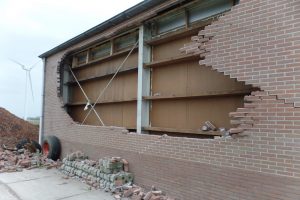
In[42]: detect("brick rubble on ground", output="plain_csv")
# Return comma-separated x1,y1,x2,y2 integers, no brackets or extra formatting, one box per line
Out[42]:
60,151,175,200
0,148,60,173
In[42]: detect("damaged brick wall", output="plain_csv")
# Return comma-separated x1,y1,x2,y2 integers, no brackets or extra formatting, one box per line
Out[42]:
185,0,300,104
43,0,300,199
181,0,300,133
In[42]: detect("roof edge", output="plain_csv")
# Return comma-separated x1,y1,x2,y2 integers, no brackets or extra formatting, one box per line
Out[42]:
39,0,167,58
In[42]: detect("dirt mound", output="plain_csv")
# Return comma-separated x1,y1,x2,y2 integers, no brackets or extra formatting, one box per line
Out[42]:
0,107,38,147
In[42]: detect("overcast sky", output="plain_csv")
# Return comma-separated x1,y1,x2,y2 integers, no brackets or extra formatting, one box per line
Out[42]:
0,0,142,119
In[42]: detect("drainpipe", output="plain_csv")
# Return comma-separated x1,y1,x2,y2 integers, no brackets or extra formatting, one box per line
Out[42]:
39,58,46,145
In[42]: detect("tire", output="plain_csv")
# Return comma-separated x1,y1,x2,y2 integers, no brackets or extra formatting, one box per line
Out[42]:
42,136,61,160
31,140,42,153
16,138,30,149
16,139,42,153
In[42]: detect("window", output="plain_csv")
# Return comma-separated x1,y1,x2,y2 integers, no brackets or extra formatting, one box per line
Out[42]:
90,42,111,61
73,51,87,66
188,0,233,24
114,32,138,52
156,10,185,34
150,0,234,37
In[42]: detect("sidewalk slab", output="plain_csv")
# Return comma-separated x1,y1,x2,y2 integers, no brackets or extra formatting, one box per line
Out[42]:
0,169,114,200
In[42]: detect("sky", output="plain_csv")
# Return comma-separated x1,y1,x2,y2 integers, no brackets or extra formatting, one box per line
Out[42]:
0,0,142,119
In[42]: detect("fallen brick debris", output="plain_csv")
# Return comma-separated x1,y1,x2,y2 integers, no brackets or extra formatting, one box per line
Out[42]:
0,107,38,147
60,151,175,200
0,147,61,173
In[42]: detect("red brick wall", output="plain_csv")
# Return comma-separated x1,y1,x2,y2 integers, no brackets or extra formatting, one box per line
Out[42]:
43,0,300,199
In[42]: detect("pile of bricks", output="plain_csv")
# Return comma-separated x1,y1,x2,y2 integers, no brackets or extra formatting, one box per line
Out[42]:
118,185,175,200
60,151,174,200
60,152,133,191
0,148,60,173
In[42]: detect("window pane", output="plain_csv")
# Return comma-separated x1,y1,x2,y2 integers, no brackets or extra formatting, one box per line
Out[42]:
156,11,185,34
188,0,233,23
90,42,111,60
114,32,138,51
76,52,87,65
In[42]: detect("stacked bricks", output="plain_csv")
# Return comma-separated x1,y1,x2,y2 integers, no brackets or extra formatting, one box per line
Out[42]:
60,151,133,192
228,91,267,134
180,33,213,57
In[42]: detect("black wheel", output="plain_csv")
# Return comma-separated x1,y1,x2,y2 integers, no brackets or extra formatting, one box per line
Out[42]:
16,138,30,149
31,140,42,153
42,136,61,160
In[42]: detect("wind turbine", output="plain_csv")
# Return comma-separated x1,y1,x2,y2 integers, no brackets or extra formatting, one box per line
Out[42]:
9,59,40,120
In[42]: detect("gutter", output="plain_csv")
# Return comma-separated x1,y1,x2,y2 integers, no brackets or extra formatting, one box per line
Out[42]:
38,0,170,58
39,58,47,145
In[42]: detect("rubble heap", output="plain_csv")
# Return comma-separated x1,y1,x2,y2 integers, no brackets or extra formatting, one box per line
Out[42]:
0,107,38,147
60,151,174,200
0,148,60,173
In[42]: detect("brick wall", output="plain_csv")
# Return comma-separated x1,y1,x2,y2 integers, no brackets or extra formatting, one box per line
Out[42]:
43,0,300,199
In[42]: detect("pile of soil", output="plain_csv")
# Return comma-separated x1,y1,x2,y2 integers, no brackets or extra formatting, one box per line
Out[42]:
0,107,38,147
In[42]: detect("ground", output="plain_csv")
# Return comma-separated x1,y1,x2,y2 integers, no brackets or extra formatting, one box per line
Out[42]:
0,168,114,200
0,107,38,147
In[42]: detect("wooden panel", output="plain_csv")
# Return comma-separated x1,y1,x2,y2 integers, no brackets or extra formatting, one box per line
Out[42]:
68,105,101,126
150,100,187,129
67,67,137,84
144,54,199,68
187,63,252,95
70,72,137,103
152,61,252,97
96,104,123,127
152,62,187,97
123,102,137,128
150,96,245,130
123,72,138,100
73,52,138,81
68,101,136,128
152,36,192,61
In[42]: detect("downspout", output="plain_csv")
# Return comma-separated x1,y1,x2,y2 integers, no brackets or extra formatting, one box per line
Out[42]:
39,58,46,145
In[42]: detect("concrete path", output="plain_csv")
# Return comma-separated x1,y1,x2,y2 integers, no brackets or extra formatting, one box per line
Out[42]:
0,168,114,200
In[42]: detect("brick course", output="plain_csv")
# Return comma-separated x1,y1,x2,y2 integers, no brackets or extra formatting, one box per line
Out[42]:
43,0,300,199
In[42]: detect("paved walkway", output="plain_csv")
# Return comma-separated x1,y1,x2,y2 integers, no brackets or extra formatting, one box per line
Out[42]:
0,168,114,200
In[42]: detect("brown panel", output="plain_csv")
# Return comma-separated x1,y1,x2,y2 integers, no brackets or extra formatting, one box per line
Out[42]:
96,104,123,127
152,63,187,97
152,36,192,61
68,105,101,126
187,62,252,95
150,96,245,130
123,102,137,128
69,102,136,128
70,72,137,103
123,72,138,100
74,52,138,81
150,100,187,129
152,61,252,97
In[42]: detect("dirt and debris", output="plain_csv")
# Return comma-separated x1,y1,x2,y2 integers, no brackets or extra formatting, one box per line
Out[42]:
0,107,38,147
0,147,61,173
60,151,175,200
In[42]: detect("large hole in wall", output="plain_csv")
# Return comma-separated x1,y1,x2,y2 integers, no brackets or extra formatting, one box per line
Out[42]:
58,36,256,139
56,0,255,138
